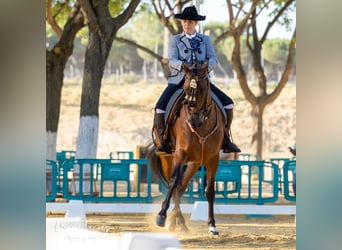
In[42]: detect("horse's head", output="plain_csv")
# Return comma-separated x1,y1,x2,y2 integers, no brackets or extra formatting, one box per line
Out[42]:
182,60,210,128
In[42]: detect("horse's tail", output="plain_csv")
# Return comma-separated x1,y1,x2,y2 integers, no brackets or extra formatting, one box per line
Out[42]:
146,142,168,186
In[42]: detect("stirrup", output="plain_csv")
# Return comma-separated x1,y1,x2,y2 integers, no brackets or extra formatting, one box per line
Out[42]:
155,142,172,155
222,141,241,153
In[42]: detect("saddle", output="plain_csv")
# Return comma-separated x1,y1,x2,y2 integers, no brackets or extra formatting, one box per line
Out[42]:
163,89,226,140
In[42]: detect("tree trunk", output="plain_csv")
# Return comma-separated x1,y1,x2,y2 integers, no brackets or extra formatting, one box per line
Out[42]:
46,2,84,161
76,0,140,159
76,31,110,159
46,51,69,161
74,29,112,194
46,50,69,193
251,103,265,159
74,0,141,193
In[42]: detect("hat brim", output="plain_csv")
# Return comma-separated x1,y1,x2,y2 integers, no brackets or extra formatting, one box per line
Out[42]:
174,14,206,21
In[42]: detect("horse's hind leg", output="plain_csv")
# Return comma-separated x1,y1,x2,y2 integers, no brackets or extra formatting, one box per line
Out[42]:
174,202,189,232
167,189,189,233
167,205,189,233
165,208,177,231
155,163,182,227
165,189,181,231
169,163,199,232
166,203,189,232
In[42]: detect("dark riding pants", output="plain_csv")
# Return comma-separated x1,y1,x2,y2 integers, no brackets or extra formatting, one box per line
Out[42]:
155,79,234,110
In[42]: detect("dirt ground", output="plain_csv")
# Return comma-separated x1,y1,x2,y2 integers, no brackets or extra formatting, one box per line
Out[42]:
83,212,296,250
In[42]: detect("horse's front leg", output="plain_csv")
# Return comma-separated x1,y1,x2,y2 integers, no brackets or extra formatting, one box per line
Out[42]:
205,164,219,235
155,163,182,227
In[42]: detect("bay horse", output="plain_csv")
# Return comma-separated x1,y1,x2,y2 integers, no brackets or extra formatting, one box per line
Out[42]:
147,61,225,235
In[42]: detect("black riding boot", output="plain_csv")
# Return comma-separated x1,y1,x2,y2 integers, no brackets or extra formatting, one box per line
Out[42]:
222,109,241,153
153,113,172,155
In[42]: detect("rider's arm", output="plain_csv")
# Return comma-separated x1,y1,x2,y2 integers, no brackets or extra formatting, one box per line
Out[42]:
168,35,183,72
204,35,218,72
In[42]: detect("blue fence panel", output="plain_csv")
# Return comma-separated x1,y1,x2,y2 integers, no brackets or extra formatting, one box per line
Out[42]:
100,162,131,198
56,150,76,190
283,160,296,201
269,158,292,194
214,160,279,204
60,159,154,202
215,162,242,197
120,159,153,199
56,150,76,166
180,160,279,204
182,166,206,201
47,158,281,205
46,160,58,201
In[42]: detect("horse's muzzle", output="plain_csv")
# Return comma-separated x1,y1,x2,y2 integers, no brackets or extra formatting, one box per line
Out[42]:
188,113,205,129
189,119,201,128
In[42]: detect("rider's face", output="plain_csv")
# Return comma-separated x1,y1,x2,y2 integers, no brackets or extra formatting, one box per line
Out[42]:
181,20,198,35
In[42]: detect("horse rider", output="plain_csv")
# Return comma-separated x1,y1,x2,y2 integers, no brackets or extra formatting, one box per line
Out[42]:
153,5,241,155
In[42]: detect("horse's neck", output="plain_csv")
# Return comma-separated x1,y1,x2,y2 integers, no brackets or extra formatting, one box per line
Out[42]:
201,84,212,112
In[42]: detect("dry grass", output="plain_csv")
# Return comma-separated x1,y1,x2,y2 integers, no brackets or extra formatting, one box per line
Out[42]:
57,77,296,159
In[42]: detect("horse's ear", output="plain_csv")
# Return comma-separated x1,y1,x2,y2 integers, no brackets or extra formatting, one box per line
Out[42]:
202,60,209,73
183,62,190,73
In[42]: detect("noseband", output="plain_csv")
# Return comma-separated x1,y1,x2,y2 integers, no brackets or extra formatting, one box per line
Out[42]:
184,78,198,106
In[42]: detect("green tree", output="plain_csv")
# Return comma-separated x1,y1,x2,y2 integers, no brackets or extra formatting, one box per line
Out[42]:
108,42,143,76
118,10,164,79
114,0,192,78
220,35,252,77
203,21,233,77
263,38,295,81
214,0,296,159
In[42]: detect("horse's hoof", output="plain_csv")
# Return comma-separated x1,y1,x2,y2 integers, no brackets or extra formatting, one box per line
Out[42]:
155,215,166,227
208,226,219,235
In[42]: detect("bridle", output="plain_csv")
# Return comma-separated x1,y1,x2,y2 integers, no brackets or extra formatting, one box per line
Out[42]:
183,72,219,165
183,73,212,128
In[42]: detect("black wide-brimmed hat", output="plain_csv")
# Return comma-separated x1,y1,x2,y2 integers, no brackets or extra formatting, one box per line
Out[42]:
174,6,206,21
